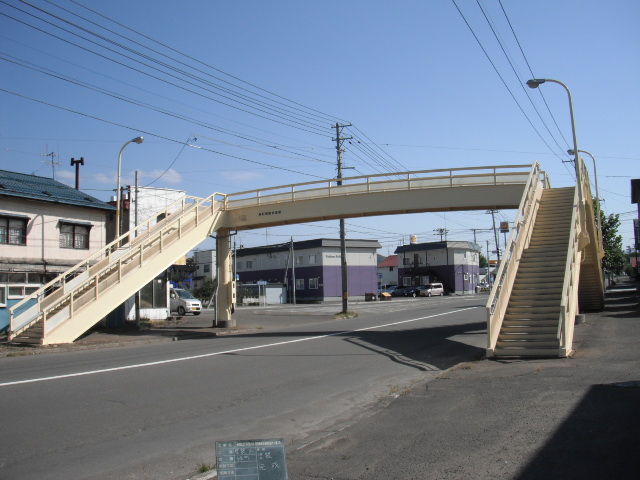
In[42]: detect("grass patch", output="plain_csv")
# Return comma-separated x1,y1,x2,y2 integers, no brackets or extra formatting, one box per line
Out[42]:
196,463,215,473
334,311,359,319
6,351,33,357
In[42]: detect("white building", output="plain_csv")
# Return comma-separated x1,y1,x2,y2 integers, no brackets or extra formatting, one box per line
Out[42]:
0,170,115,332
192,249,216,289
119,186,187,321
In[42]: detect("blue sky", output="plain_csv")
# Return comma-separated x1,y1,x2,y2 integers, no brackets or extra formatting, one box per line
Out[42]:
1,0,638,255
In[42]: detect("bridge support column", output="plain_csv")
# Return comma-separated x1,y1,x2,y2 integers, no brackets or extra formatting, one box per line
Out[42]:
216,228,236,327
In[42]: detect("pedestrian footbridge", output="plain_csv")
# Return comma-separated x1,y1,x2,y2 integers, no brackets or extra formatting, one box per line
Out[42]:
8,162,604,357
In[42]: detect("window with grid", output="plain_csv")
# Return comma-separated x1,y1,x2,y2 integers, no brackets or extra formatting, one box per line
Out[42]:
295,278,304,290
0,216,27,245
59,223,90,249
309,278,318,289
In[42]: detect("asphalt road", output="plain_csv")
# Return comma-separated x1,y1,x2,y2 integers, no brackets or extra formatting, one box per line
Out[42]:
0,295,487,480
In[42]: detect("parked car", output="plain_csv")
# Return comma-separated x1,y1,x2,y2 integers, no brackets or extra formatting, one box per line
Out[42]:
380,285,399,295
419,283,445,297
170,288,202,315
391,286,410,297
403,286,424,297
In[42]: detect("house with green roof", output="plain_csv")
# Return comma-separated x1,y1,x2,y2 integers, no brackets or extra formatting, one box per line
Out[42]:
0,170,116,331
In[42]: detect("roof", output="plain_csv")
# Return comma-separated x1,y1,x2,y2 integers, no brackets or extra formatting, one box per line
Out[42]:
0,170,115,211
237,238,381,258
395,241,481,254
378,255,398,268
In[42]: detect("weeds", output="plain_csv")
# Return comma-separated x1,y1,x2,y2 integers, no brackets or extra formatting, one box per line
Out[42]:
196,463,215,473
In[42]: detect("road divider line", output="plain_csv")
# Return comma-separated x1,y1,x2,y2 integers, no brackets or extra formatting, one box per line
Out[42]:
0,307,479,387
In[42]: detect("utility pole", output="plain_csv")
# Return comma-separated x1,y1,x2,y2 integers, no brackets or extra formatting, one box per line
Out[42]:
134,170,141,328
333,122,352,314
434,228,448,242
487,210,501,265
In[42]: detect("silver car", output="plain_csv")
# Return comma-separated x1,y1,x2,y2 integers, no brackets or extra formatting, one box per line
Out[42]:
419,283,444,297
170,288,202,315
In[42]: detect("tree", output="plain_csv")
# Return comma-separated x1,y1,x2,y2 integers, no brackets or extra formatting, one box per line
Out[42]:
596,200,626,275
479,253,488,268
194,278,217,303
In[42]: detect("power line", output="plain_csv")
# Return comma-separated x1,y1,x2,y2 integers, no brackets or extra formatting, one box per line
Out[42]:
1,87,328,179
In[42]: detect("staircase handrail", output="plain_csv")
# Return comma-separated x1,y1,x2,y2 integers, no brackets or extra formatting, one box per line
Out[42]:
486,162,548,352
557,183,582,354
9,192,226,337
226,164,533,207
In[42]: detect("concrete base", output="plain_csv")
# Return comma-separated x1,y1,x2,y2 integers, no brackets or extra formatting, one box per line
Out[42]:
214,319,236,328
575,314,586,324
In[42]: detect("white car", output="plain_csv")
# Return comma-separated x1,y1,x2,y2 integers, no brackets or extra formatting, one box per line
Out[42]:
419,283,445,297
170,288,202,316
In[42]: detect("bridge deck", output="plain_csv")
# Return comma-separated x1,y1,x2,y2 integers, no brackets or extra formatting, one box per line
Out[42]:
220,165,535,230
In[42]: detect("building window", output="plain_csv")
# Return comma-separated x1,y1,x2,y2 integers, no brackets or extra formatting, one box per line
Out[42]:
0,216,28,245
389,267,394,272
59,222,90,249
403,277,411,286
0,286,5,307
296,255,303,265
309,278,318,289
204,264,210,273
309,254,317,265
403,257,411,265
296,278,304,290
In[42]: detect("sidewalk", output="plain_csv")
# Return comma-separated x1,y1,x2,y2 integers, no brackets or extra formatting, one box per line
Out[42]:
286,278,640,479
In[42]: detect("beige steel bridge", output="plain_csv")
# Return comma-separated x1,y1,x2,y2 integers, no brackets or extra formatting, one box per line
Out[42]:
8,162,604,357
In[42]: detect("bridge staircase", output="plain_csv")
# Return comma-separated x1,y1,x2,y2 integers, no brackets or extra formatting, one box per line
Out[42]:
9,195,224,345
487,158,604,358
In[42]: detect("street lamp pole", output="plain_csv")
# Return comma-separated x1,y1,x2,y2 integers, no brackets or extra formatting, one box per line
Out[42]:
569,148,601,230
526,78,580,178
116,136,144,240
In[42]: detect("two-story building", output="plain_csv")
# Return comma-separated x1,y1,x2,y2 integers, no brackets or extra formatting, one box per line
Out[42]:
0,170,116,331
236,238,381,302
377,255,398,288
395,241,481,295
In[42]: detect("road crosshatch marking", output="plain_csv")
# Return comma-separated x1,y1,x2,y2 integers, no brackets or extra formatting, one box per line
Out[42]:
0,307,479,388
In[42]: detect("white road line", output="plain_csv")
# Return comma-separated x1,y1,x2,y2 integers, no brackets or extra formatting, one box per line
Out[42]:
0,307,479,387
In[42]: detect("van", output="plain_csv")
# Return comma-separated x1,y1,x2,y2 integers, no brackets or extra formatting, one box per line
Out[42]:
419,283,444,297
170,288,202,316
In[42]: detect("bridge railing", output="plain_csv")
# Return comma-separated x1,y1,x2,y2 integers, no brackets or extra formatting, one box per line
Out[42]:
486,162,549,355
225,165,533,209
9,192,226,341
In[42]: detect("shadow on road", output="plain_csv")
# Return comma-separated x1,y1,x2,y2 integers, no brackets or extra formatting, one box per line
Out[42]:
516,381,640,479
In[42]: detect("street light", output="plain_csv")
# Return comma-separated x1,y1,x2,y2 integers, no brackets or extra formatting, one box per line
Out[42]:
526,78,580,176
568,148,601,230
116,136,144,240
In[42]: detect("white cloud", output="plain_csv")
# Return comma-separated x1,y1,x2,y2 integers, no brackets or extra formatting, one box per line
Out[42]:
221,171,264,182
140,168,183,185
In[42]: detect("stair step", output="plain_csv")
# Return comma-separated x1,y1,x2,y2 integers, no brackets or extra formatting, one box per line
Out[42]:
493,347,560,357
497,339,559,348
504,317,558,325
500,326,557,334
499,332,557,341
